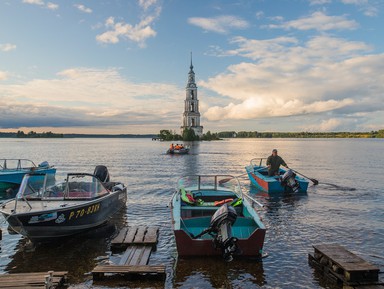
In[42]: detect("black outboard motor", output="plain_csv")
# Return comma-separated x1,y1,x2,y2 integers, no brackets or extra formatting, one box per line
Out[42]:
280,169,300,192
94,165,110,183
210,204,238,262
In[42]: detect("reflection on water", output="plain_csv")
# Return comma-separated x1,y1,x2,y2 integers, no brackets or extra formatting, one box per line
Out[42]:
0,138,383,288
3,208,127,283
174,258,265,288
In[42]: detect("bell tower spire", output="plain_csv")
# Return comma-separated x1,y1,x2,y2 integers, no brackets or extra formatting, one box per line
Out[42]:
181,53,203,138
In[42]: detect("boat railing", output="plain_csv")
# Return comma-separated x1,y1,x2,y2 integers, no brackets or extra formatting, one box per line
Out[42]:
177,175,243,198
250,158,265,167
1,159,37,171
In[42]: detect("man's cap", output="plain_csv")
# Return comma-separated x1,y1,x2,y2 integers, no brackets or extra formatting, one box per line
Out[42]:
272,149,277,153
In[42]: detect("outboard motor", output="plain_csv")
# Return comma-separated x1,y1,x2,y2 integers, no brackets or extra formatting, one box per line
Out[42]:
94,165,110,183
210,204,238,262
280,169,300,192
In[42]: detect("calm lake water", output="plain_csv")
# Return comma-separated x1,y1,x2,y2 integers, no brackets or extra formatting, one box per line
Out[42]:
0,138,383,289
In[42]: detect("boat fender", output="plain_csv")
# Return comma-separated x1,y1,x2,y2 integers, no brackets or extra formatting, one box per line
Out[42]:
112,183,124,191
214,198,234,206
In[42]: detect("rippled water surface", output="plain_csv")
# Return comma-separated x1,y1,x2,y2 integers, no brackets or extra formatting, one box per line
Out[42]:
0,138,383,288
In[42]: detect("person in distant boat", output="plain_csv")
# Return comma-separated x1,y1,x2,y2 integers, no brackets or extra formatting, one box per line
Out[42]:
266,149,288,176
170,143,174,151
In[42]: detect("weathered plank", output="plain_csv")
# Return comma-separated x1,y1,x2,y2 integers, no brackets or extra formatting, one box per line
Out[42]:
0,271,68,289
133,226,147,243
143,226,159,244
118,245,152,266
311,244,380,284
92,265,166,281
111,227,129,245
124,226,139,243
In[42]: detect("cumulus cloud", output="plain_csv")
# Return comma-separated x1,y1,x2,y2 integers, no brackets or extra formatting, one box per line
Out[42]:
268,11,359,31
0,67,183,130
22,0,58,10
200,35,384,131
342,0,379,17
96,1,161,47
188,15,249,34
74,3,92,13
0,43,16,52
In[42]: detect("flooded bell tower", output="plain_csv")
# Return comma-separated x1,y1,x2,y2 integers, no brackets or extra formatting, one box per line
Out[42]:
181,53,203,137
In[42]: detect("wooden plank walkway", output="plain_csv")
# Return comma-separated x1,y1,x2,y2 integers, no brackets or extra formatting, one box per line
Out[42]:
0,271,68,289
309,244,382,287
111,226,159,250
92,226,165,281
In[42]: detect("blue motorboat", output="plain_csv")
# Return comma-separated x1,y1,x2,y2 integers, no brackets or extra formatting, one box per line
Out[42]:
0,159,56,192
245,158,309,193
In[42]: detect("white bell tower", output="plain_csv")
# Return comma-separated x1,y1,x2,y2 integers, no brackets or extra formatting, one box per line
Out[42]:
181,54,203,137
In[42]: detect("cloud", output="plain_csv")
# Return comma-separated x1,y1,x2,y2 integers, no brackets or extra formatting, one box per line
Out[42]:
0,71,8,80
268,11,359,31
74,3,92,13
0,67,184,130
0,43,16,52
22,0,44,5
96,2,161,47
188,15,249,34
22,0,58,10
342,0,379,17
309,0,331,5
200,35,384,131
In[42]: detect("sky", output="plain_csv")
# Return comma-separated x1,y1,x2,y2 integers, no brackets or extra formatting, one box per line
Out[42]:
0,0,383,134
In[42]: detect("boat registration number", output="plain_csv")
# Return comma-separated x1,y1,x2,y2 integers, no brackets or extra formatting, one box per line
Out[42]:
68,203,100,220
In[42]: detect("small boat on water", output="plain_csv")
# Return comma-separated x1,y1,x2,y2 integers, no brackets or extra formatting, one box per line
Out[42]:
170,174,266,261
0,159,56,192
0,165,127,241
245,158,309,193
167,146,190,155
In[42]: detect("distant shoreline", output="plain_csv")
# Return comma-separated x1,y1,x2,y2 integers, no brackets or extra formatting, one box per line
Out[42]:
0,130,383,139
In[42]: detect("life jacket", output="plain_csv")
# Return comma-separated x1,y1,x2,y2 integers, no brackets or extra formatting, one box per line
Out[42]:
214,198,234,206
180,188,203,205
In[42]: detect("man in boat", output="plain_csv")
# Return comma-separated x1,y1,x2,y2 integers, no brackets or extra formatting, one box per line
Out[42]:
266,149,288,176
170,143,174,151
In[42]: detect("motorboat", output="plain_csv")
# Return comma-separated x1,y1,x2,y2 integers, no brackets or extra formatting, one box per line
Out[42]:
245,158,309,193
0,165,127,241
0,159,56,192
170,174,266,261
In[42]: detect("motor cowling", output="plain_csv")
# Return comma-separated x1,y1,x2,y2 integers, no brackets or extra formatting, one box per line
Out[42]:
209,204,238,262
280,169,300,192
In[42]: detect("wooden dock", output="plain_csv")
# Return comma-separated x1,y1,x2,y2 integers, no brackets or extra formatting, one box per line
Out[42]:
111,225,159,250
309,244,382,288
92,226,165,281
0,271,68,289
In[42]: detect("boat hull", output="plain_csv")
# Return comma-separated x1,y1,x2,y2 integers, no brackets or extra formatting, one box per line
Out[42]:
167,148,190,155
174,227,265,257
0,189,127,240
245,165,309,193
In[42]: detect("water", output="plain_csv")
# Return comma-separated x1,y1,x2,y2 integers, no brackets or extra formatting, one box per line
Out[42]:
0,138,383,288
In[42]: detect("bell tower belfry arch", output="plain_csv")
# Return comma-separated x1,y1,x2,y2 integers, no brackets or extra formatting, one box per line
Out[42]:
181,53,203,137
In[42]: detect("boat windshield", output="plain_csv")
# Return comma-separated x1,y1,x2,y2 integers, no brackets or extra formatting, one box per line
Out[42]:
177,175,242,196
17,173,108,200
1,158,36,171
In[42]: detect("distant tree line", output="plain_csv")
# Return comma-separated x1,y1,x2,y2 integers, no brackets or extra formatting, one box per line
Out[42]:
158,129,384,141
16,131,64,138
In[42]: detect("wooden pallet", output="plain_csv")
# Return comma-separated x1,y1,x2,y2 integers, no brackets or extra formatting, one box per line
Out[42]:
92,265,166,281
92,225,165,282
111,226,159,250
0,271,68,289
309,244,381,287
